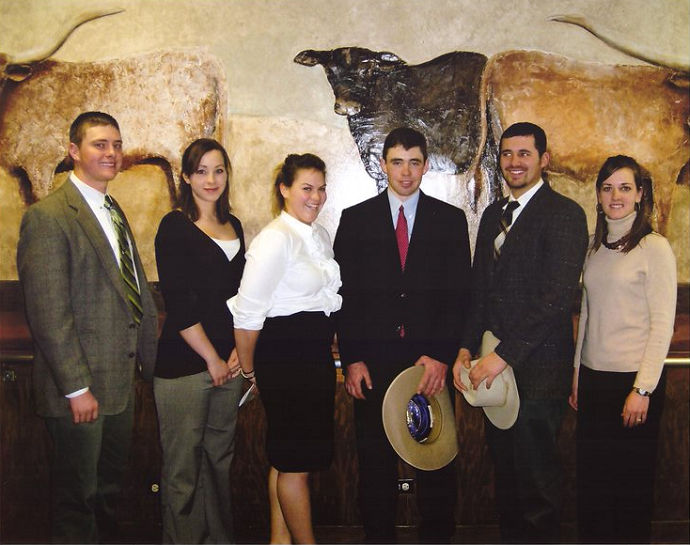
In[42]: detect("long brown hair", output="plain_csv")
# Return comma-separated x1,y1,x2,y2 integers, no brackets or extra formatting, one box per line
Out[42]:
591,155,654,254
176,138,233,223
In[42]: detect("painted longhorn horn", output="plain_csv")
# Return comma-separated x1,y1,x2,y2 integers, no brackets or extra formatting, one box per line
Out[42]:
548,14,689,73
8,8,125,65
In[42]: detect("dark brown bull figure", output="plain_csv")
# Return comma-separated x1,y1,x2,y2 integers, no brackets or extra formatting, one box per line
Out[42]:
295,47,489,193
0,8,226,204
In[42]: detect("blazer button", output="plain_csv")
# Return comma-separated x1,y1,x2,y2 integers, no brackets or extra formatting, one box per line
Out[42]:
129,323,136,329
399,292,407,298
128,352,136,358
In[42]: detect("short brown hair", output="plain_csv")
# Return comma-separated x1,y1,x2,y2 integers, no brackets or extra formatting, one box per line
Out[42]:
69,111,120,146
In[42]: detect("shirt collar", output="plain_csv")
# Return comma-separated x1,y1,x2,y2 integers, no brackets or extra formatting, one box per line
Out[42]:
280,210,316,240
387,187,420,218
510,179,544,207
70,172,109,210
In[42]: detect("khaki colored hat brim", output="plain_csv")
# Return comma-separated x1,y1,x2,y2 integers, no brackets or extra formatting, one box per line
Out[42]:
382,366,458,471
460,331,520,430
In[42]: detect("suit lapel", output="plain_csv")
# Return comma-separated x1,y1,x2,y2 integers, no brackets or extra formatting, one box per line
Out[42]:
62,181,131,306
496,184,550,267
406,191,430,270
372,191,404,275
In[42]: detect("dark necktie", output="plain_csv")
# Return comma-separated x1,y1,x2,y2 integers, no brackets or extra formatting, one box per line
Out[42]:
395,205,408,338
395,205,409,270
494,200,520,260
104,195,143,324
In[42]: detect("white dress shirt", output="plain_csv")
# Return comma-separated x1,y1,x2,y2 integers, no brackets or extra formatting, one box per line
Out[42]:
228,211,342,330
506,179,544,223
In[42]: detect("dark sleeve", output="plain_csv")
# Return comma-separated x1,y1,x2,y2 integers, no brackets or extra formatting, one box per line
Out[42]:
460,206,497,356
333,208,367,368
426,205,472,364
154,212,201,332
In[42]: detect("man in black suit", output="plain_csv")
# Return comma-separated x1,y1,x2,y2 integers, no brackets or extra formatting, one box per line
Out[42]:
453,122,588,543
334,127,471,543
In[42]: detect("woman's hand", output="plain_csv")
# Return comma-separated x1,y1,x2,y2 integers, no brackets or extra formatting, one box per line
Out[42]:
227,348,242,380
622,390,650,428
207,357,231,387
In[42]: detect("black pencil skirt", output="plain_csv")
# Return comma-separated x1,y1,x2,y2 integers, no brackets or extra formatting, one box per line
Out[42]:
254,311,336,472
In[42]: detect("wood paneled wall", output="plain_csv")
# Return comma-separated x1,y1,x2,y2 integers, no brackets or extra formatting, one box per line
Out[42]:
1,282,688,542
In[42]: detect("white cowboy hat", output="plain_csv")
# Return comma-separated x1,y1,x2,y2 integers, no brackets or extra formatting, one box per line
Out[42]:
459,331,520,430
382,366,458,471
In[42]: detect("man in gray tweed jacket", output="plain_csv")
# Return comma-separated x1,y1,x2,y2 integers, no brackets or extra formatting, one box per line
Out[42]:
17,112,157,543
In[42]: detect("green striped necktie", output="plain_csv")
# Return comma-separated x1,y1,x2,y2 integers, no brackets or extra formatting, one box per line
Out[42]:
104,194,143,324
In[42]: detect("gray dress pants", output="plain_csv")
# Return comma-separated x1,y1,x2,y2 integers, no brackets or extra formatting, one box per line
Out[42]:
154,371,243,544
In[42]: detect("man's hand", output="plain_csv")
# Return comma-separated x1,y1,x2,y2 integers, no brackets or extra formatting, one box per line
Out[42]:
344,361,372,400
469,351,507,390
69,390,99,424
568,367,579,411
414,356,448,397
452,348,472,391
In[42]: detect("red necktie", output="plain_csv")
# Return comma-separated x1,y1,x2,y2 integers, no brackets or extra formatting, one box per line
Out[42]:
395,205,408,338
396,205,409,270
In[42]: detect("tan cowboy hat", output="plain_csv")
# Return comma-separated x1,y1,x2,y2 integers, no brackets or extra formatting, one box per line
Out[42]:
459,331,520,430
382,366,458,471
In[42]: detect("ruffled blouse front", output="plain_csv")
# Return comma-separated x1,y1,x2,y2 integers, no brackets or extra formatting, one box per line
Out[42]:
228,211,342,330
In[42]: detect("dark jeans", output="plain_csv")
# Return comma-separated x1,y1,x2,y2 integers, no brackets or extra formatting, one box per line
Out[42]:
485,398,566,544
45,393,134,544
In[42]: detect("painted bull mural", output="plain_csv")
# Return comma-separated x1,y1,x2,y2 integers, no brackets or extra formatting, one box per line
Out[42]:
0,8,226,204
295,14,689,231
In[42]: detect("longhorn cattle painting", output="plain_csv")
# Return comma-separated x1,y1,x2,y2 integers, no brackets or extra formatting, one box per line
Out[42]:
0,9,226,205
296,15,689,233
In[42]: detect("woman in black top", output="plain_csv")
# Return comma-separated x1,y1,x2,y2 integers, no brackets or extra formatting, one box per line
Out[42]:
154,139,246,544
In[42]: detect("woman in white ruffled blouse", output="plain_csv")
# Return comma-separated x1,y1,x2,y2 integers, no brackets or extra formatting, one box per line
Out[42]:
569,155,676,544
228,153,341,544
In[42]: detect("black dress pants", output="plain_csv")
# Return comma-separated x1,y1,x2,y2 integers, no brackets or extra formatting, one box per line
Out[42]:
485,397,566,544
576,365,666,544
353,383,457,543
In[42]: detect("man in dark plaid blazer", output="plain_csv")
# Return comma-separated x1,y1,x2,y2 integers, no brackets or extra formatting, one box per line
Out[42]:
454,122,588,543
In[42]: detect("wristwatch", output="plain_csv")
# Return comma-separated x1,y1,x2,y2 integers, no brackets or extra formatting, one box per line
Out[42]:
633,387,651,397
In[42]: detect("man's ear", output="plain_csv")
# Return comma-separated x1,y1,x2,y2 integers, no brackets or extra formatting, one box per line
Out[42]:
540,151,550,170
68,142,80,163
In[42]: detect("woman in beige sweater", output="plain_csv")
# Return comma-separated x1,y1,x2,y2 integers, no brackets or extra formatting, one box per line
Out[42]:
569,155,676,544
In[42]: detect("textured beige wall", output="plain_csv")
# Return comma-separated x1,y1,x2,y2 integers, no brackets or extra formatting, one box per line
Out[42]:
1,0,688,280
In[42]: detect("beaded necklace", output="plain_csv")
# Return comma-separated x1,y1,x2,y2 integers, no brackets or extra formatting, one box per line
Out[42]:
602,232,630,251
